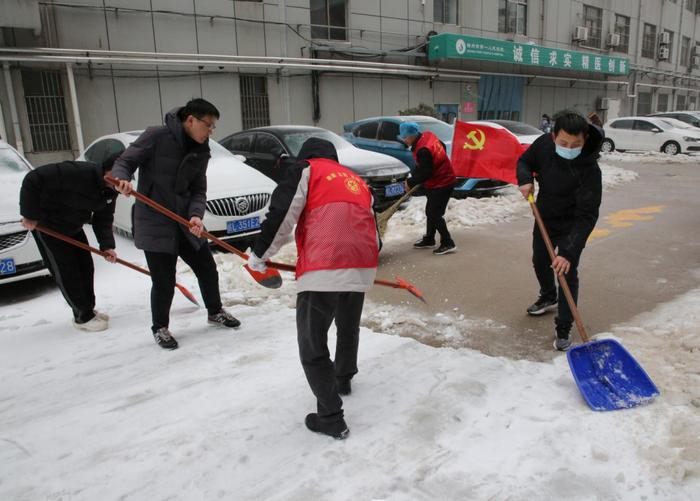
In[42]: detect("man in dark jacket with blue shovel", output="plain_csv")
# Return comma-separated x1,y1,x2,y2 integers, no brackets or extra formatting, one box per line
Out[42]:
517,109,602,351
112,98,240,350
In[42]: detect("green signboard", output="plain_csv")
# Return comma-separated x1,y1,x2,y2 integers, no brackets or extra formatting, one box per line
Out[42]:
429,33,629,76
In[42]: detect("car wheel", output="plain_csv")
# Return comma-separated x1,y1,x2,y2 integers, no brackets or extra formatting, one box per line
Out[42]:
661,141,680,155
600,138,615,153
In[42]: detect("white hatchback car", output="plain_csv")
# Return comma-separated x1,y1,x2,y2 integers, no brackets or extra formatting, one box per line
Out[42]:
0,140,50,284
602,116,700,155
78,132,277,247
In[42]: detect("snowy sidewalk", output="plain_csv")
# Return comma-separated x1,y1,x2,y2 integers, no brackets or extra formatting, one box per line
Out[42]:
1,241,698,500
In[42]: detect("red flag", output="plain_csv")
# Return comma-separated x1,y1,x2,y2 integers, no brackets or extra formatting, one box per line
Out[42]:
450,120,527,185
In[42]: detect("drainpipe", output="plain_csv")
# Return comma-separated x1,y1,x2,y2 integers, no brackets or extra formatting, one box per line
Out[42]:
3,63,23,155
65,63,84,154
279,0,291,124
0,98,7,142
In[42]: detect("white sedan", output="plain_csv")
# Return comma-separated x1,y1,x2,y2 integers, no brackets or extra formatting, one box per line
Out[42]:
0,140,51,284
78,132,277,247
602,116,700,155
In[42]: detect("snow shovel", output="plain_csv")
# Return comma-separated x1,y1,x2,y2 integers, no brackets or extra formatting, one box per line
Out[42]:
105,176,283,289
528,195,659,411
263,260,427,304
35,224,200,306
376,185,420,238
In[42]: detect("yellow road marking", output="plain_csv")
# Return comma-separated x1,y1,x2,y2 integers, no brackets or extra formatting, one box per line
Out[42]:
588,205,665,242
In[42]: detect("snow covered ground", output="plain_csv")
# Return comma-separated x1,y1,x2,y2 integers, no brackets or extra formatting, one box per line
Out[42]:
2,161,697,500
601,151,700,164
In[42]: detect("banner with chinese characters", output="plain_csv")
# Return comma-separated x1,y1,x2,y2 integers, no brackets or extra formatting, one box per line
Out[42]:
428,33,629,76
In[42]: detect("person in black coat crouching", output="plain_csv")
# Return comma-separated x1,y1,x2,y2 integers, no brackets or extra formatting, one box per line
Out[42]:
20,155,120,332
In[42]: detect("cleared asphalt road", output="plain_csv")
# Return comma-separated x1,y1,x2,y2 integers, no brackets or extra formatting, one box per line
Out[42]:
368,158,700,362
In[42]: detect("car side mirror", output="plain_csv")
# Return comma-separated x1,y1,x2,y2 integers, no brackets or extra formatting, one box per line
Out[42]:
233,154,247,162
651,128,662,133
275,153,289,168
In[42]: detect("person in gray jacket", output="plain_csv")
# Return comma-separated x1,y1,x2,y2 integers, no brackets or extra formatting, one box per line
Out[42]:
248,138,380,439
112,98,240,350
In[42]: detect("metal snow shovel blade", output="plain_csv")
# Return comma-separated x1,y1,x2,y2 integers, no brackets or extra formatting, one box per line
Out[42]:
528,195,659,411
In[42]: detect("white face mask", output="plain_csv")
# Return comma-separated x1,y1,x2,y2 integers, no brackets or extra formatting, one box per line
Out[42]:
555,144,583,160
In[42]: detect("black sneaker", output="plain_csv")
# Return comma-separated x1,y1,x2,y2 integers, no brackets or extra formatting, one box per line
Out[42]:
305,413,349,440
433,241,457,255
554,329,572,351
413,237,436,249
153,327,178,350
207,309,241,328
337,378,352,396
526,297,557,316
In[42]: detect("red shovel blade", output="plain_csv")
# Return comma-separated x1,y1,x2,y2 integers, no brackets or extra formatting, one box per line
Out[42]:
244,264,283,289
176,283,200,306
396,276,427,304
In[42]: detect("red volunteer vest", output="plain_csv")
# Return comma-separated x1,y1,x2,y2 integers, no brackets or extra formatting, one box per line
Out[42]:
413,131,456,189
295,158,379,278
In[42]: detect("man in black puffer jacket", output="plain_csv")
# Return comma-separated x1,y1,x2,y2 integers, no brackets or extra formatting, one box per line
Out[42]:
111,98,240,350
20,155,120,332
517,109,603,351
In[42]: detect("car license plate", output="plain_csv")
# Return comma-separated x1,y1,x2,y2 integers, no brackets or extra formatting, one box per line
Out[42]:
385,182,405,197
0,258,16,276
227,216,261,234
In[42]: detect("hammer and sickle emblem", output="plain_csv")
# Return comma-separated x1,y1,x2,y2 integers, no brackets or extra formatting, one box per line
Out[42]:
463,129,486,151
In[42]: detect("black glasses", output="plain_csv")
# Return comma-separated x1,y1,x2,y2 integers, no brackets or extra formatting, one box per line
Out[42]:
194,116,216,130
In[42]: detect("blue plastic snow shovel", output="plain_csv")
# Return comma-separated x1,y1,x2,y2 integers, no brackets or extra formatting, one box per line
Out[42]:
528,195,659,411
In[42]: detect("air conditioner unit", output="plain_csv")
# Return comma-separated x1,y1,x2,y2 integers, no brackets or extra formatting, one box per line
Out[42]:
599,98,611,110
607,33,621,47
693,55,700,68
573,26,589,42
659,31,671,45
658,46,670,61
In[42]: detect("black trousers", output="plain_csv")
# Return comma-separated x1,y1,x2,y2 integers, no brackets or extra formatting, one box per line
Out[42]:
144,237,222,332
424,185,454,244
33,229,96,323
532,225,581,329
296,291,365,420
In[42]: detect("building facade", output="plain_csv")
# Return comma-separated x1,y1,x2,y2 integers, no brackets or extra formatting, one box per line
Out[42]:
1,0,700,165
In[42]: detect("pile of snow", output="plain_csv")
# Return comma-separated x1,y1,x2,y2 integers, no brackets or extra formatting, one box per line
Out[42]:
1,237,698,500
383,162,637,242
602,151,700,164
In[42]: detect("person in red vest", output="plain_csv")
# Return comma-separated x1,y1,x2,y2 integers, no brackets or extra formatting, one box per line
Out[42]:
247,137,379,440
400,121,457,255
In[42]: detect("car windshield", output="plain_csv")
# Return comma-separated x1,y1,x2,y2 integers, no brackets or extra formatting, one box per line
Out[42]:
416,120,454,142
0,147,31,176
659,118,692,130
492,120,543,136
209,139,234,157
281,130,352,156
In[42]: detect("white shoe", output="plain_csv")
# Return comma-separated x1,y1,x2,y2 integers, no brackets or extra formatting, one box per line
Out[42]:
94,310,110,321
73,315,109,332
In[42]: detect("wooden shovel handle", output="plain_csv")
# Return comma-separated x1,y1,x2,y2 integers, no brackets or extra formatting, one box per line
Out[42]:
528,195,590,343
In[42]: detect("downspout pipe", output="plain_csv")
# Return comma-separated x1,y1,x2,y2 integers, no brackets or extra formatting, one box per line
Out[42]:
65,63,84,153
3,63,23,155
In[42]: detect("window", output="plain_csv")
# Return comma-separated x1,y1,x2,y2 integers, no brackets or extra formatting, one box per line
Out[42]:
642,24,657,59
614,14,630,53
21,70,71,152
681,36,691,66
310,0,347,40
240,75,270,130
254,134,285,157
686,0,695,11
583,5,603,49
633,120,658,132
637,92,652,115
225,134,254,153
677,94,687,110
498,0,528,35
354,122,378,139
434,0,458,25
610,119,634,129
657,94,669,112
378,121,400,141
